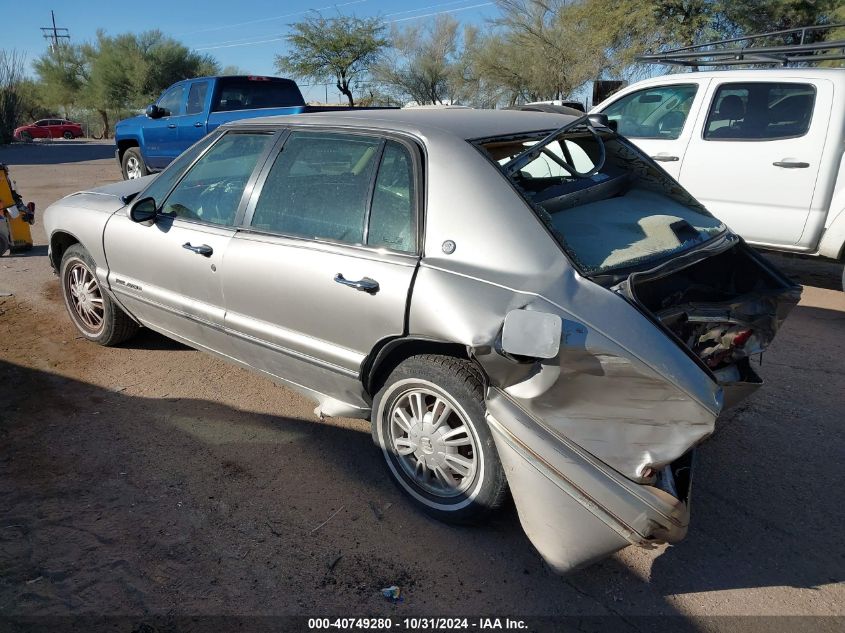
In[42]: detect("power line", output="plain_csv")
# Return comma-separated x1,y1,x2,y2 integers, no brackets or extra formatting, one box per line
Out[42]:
40,10,70,53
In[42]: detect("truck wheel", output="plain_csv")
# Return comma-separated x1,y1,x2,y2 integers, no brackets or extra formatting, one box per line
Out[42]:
60,244,139,346
372,354,508,524
122,147,148,180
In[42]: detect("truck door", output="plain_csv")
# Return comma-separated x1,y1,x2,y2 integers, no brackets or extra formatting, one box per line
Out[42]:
144,84,187,170
180,80,210,148
598,80,708,180
678,79,832,248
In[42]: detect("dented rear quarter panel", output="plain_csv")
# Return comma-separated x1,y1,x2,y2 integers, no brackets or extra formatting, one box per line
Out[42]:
407,128,727,571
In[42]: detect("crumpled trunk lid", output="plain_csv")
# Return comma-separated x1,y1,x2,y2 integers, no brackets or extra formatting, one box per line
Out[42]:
620,236,801,408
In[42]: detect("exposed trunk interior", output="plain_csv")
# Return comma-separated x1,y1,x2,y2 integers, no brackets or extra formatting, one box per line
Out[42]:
626,243,801,399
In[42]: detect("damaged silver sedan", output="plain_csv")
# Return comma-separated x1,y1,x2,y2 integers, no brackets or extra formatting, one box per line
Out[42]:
43,109,800,572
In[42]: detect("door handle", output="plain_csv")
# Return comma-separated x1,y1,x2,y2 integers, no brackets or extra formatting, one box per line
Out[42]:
334,273,379,294
182,242,213,257
651,154,680,162
773,160,809,168
194,122,203,128
167,123,176,129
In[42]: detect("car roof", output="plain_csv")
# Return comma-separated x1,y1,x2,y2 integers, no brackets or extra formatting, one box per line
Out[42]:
226,108,578,140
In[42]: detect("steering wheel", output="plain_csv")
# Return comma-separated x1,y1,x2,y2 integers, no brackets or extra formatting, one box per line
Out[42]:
547,125,607,179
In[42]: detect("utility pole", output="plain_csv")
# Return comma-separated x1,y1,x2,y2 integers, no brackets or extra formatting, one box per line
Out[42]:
40,11,70,53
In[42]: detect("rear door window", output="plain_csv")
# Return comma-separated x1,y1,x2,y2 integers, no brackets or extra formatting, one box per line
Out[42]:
704,82,816,141
368,141,417,252
250,132,382,245
186,81,210,115
602,84,698,139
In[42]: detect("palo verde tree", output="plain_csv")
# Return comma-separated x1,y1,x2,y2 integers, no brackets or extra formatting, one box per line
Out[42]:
275,15,388,106
34,30,218,138
374,15,471,106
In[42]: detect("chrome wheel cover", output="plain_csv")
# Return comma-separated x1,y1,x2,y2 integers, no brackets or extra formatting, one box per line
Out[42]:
388,387,479,498
64,262,105,334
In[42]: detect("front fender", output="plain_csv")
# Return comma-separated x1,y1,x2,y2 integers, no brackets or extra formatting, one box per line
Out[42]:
818,206,845,260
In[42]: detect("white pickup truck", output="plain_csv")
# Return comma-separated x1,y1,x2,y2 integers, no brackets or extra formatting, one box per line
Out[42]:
591,68,845,283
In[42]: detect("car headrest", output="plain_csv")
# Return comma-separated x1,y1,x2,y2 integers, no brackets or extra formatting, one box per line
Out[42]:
718,94,745,120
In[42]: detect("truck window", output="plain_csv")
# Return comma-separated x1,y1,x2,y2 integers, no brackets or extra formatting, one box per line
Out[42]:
704,82,816,141
212,77,305,112
602,84,698,140
158,85,185,117
186,81,210,115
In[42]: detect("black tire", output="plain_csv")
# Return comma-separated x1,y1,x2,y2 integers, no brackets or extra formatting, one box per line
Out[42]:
121,147,149,180
60,244,139,346
63,131,73,140
372,354,508,523
19,131,32,143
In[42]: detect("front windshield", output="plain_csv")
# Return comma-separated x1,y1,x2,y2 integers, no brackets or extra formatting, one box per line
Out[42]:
479,129,725,275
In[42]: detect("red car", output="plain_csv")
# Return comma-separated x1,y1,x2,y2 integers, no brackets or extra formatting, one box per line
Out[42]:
14,118,84,141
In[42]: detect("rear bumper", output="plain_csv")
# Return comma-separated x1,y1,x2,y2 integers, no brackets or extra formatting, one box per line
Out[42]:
486,388,692,573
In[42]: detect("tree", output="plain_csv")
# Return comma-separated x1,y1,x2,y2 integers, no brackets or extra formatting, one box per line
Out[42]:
0,50,26,144
374,15,469,105
483,1,600,102
33,44,85,117
15,79,51,122
34,30,220,138
275,15,388,106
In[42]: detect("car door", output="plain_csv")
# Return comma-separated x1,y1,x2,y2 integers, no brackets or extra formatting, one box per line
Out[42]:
221,130,421,410
33,120,50,139
678,79,832,247
144,84,187,170
179,80,211,147
597,81,708,179
104,129,277,349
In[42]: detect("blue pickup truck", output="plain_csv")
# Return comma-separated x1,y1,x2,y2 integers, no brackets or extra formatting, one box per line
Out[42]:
115,75,365,179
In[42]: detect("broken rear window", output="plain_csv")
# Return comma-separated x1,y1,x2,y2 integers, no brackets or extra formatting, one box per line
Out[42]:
475,125,726,275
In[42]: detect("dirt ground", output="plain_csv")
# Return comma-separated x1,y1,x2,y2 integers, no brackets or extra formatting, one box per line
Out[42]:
0,140,843,632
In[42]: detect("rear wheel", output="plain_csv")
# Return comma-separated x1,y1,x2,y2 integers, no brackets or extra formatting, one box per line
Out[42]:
372,354,507,523
121,147,148,180
60,244,139,346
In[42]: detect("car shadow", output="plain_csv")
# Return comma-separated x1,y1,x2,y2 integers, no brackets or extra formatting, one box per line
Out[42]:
118,327,192,351
2,323,842,628
6,245,48,258
0,141,116,166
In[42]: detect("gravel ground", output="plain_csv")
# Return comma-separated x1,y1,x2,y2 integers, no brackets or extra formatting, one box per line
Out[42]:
0,140,843,632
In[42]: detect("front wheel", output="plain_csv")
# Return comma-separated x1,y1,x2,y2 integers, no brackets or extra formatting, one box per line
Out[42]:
121,147,148,180
63,131,74,140
372,354,508,523
19,131,32,143
60,244,139,346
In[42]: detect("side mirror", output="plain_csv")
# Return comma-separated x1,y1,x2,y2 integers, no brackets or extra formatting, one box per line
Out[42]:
145,104,163,119
129,196,157,224
501,310,562,359
588,113,611,129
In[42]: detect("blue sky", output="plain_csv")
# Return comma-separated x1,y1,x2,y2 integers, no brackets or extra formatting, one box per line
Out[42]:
8,1,501,102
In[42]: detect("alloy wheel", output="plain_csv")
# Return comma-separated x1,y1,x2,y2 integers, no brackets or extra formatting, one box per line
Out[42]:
64,262,105,334
387,387,479,497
